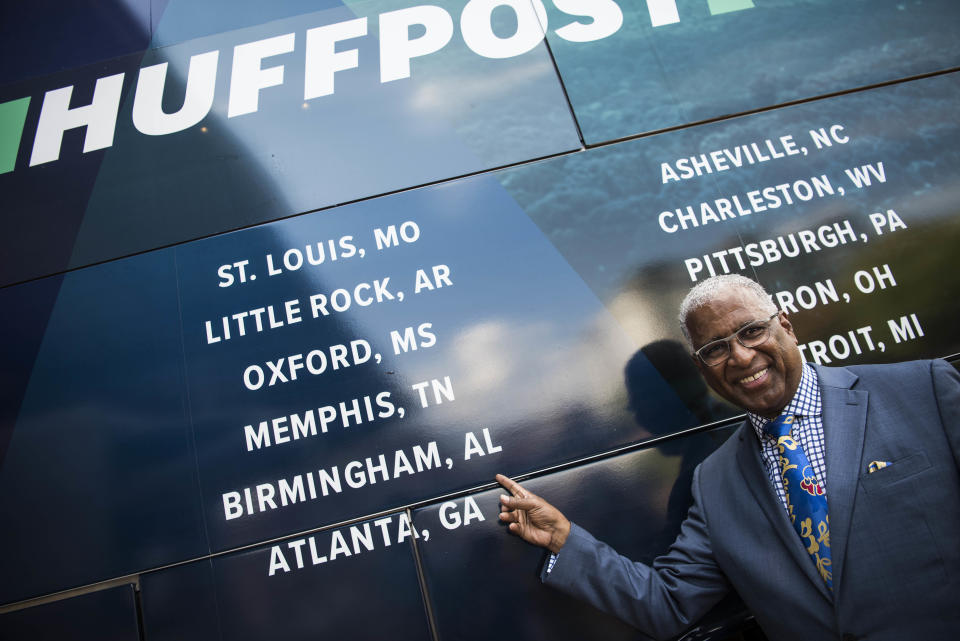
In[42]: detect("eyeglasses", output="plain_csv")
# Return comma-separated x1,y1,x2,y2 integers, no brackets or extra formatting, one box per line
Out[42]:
694,312,780,366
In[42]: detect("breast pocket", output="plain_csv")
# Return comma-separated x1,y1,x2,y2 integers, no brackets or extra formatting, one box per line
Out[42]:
858,451,931,494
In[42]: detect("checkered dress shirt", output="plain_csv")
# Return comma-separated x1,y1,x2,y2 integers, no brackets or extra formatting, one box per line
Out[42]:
748,362,827,509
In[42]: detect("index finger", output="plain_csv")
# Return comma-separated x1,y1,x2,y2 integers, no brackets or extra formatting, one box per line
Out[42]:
495,473,527,498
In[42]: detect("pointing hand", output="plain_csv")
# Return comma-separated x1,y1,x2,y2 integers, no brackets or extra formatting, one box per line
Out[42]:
496,474,570,554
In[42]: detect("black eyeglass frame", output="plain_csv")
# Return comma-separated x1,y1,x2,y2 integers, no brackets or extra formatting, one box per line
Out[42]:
693,312,781,367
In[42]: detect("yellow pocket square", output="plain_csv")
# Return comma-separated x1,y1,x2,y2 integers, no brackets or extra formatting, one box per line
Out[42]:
867,460,891,473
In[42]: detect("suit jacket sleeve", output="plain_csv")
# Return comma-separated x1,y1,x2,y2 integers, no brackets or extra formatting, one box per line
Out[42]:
932,359,960,466
541,465,730,640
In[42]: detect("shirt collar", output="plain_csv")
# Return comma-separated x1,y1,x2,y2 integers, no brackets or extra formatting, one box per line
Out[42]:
748,362,821,439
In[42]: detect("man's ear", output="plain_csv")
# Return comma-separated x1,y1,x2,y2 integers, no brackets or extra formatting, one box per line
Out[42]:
778,311,799,344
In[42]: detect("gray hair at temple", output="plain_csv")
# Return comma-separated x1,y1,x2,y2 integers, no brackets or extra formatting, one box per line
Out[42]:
678,275,777,346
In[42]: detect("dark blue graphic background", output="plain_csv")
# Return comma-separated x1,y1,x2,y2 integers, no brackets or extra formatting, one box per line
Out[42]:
1,1,958,639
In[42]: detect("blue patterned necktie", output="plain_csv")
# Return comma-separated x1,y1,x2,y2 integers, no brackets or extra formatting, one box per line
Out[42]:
764,414,833,590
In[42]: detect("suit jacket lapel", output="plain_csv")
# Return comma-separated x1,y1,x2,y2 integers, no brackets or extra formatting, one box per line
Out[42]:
815,364,868,595
734,424,833,601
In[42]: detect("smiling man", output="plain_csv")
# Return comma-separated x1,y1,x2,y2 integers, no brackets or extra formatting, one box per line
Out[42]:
498,274,960,641
680,276,802,419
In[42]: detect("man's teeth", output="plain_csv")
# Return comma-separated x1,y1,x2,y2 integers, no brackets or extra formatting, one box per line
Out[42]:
740,369,767,384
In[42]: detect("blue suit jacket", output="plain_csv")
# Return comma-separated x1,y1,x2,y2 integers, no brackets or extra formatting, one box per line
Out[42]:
543,360,960,640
